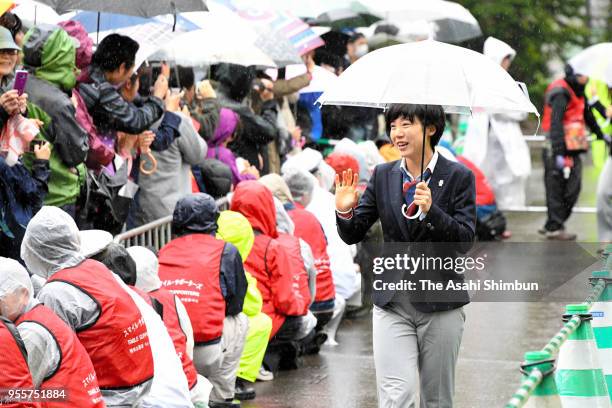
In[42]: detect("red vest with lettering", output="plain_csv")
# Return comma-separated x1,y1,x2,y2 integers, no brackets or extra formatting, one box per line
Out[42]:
0,318,39,408
150,288,198,389
276,233,311,315
158,234,226,344
130,285,155,309
16,305,105,408
289,205,336,303
47,260,154,389
245,234,284,335
542,78,588,152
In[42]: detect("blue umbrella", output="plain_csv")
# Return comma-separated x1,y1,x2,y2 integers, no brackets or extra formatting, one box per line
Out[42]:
68,10,200,43
69,11,199,33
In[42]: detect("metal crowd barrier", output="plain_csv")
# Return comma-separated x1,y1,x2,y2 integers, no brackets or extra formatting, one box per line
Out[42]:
114,197,229,251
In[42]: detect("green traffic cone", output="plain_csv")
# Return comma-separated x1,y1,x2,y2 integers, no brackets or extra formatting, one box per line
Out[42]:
601,244,612,270
591,271,612,403
555,304,611,407
522,351,561,408
603,244,612,265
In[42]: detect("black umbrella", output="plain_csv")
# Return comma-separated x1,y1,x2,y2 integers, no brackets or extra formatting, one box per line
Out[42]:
85,163,137,234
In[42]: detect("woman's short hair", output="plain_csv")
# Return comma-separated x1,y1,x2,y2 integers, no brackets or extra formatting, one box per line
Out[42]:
0,12,22,40
384,104,445,149
92,33,139,72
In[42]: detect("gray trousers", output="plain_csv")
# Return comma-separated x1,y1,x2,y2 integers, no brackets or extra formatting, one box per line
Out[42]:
373,303,465,408
193,314,249,403
597,157,612,242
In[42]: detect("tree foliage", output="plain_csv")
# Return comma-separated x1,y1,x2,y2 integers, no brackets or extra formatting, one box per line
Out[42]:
455,0,608,109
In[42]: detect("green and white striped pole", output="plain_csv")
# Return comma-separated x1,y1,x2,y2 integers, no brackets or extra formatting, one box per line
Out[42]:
555,303,611,407
520,351,561,408
591,271,612,402
602,244,612,266
606,245,612,271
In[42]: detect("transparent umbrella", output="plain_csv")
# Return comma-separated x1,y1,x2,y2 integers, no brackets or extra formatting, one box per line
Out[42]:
242,0,370,19
150,11,277,68
317,40,538,218
568,42,612,87
12,0,61,26
212,0,324,57
361,0,482,43
317,40,537,114
311,5,380,29
62,11,198,67
180,3,303,66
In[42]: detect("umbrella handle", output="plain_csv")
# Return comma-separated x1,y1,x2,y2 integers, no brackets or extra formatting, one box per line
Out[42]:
401,203,422,220
399,126,428,221
140,150,157,175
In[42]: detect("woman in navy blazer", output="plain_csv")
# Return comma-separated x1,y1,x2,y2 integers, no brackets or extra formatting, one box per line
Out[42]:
335,104,476,408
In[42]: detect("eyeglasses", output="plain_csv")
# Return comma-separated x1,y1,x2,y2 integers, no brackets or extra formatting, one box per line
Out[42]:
0,49,19,56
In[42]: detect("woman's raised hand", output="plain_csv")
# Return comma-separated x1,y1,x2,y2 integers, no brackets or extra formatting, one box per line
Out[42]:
335,168,359,212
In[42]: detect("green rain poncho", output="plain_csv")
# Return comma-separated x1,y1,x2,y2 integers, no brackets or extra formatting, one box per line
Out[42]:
216,210,272,382
21,25,86,207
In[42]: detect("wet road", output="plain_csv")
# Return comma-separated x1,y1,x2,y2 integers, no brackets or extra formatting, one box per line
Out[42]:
243,267,599,408
242,151,605,408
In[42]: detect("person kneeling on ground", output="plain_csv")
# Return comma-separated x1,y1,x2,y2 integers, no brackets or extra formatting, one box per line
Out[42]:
0,257,104,407
159,193,248,408
0,315,39,408
90,240,195,408
20,206,155,407
216,211,273,398
128,245,213,408
230,181,314,373
281,170,341,347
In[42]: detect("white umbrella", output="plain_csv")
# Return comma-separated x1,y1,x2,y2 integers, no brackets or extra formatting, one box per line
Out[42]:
243,0,370,19
298,65,338,94
317,40,538,115
277,64,338,94
188,2,303,66
150,11,277,67
317,40,538,218
91,22,182,69
361,0,481,43
568,42,612,87
13,0,61,26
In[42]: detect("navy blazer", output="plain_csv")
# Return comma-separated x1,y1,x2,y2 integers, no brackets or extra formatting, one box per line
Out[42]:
337,154,476,312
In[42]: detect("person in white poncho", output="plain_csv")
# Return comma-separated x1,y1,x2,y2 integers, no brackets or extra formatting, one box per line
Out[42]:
463,36,531,209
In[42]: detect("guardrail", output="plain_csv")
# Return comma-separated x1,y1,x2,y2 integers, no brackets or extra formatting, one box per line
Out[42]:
114,197,229,251
504,270,611,408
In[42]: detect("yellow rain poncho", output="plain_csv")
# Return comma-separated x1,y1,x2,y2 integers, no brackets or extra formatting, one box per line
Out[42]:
216,210,272,382
586,79,612,171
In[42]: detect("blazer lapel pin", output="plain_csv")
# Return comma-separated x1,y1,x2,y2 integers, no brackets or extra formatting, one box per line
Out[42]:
438,179,444,187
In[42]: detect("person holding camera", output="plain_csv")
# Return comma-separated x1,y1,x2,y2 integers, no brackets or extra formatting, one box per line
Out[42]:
0,138,50,261
78,34,167,136
214,63,279,176
0,25,51,261
170,65,221,143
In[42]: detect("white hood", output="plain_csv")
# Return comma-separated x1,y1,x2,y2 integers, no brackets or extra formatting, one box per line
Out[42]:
21,206,85,279
483,36,516,66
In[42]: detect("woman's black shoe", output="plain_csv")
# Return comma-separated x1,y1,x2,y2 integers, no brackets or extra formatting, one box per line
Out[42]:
235,378,256,401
